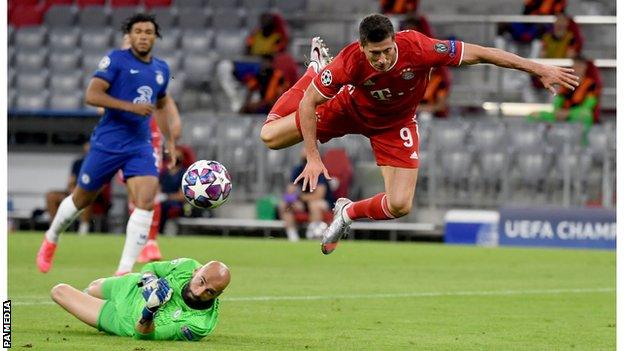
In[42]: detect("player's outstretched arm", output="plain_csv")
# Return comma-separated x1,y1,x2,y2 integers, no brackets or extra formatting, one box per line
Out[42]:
85,77,155,116
460,43,580,95
294,85,331,193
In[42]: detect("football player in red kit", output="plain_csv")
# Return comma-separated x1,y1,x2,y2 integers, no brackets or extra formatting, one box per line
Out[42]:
260,14,579,255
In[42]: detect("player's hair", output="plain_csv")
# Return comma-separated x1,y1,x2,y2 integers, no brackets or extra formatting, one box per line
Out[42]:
359,14,395,45
122,13,161,38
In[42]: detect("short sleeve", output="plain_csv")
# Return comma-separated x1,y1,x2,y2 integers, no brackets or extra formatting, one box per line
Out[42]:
312,50,353,99
406,31,464,67
93,51,121,84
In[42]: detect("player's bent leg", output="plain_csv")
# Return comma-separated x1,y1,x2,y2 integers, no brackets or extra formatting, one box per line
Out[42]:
380,166,419,218
51,283,105,328
126,176,159,211
260,112,303,150
85,278,106,299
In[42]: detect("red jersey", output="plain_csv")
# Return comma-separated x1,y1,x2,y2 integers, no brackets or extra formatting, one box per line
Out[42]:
312,30,463,130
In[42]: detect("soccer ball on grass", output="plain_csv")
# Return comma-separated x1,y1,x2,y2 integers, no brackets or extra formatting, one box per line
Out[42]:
181,160,232,209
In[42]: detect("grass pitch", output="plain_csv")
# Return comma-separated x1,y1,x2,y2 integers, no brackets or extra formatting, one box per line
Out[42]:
8,232,615,350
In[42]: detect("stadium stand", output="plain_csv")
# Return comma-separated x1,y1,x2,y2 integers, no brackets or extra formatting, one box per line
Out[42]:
7,0,617,235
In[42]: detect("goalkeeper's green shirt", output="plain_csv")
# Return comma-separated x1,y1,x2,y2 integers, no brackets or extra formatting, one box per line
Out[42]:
97,258,220,341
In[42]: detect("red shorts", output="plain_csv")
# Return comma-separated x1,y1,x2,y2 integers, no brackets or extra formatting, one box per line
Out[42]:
267,89,420,169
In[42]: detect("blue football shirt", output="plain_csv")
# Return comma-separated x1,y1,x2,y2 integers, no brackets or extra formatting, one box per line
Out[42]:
90,49,170,153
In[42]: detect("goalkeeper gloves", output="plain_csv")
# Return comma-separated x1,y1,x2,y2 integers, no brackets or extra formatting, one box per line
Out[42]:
140,278,172,320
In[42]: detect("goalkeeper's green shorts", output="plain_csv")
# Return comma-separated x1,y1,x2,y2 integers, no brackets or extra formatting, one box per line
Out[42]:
97,273,143,337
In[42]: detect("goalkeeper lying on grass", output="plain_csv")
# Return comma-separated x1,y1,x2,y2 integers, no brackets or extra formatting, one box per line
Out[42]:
51,258,231,341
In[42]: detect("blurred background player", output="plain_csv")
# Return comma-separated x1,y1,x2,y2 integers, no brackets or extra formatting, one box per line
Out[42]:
45,142,111,235
260,14,579,255
279,148,333,241
50,258,230,341
36,13,177,274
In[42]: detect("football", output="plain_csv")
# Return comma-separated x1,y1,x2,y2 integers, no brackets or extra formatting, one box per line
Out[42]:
181,160,232,209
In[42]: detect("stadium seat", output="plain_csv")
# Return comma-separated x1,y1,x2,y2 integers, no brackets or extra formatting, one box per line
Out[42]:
351,162,384,200
506,121,546,152
513,147,552,186
16,91,50,110
207,0,240,9
182,53,218,85
478,150,508,183
213,30,247,57
180,29,213,53
48,50,81,72
241,0,271,12
272,0,307,14
430,119,469,151
148,7,177,31
469,120,506,151
304,21,349,50
144,0,172,9
211,8,244,30
14,26,48,49
545,123,584,151
176,7,211,29
9,4,45,27
15,48,48,72
111,6,146,31
80,29,113,53
440,148,474,182
16,70,49,93
587,125,609,153
44,0,74,6
110,0,140,6
44,5,77,27
49,92,84,110
173,0,205,7
49,70,83,93
265,148,289,193
48,28,80,50
77,6,110,28
166,72,185,99
76,0,105,7
82,52,108,74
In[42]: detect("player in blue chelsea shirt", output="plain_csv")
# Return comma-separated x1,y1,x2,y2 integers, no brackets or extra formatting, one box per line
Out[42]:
37,14,177,275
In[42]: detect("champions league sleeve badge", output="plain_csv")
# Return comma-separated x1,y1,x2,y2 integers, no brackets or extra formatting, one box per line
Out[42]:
321,69,333,86
434,42,448,54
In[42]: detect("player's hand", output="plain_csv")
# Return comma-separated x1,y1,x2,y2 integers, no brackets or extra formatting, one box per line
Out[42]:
129,103,155,116
538,65,579,95
142,278,173,313
137,272,158,289
293,156,331,193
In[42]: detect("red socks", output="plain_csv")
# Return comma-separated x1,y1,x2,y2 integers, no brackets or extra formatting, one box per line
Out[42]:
346,193,395,221
292,67,317,92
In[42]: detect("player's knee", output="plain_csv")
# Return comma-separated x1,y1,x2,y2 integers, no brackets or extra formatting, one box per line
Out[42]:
86,279,104,296
51,283,70,302
386,200,412,218
260,125,279,149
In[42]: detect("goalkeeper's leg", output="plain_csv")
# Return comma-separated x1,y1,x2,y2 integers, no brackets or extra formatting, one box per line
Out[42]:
51,283,105,328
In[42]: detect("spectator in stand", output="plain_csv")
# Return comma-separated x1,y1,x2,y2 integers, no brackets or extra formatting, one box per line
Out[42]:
418,66,451,119
156,146,193,234
399,13,433,37
528,55,601,137
279,149,334,242
540,13,583,58
217,12,296,113
240,55,291,114
246,12,289,56
380,0,419,14
45,142,111,235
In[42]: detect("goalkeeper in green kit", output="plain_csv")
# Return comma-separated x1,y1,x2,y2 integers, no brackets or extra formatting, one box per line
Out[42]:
51,258,231,341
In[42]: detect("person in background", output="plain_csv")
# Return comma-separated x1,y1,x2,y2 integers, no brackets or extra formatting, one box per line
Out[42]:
45,142,111,235
528,55,601,137
156,146,190,234
380,0,420,14
418,66,451,119
246,12,289,57
540,13,583,59
240,55,291,114
279,149,333,242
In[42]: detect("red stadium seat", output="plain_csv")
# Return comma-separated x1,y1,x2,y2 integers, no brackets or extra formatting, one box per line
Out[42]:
9,0,39,6
144,0,172,8
9,4,45,27
110,0,140,7
45,0,74,6
76,0,105,7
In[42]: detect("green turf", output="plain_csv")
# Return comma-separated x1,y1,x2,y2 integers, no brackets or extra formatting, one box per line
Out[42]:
9,232,615,350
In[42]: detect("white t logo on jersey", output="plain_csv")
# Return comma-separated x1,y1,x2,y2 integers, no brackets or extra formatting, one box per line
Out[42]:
133,86,153,104
370,88,392,101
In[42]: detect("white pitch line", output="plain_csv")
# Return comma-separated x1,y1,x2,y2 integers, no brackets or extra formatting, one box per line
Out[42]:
11,287,615,306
